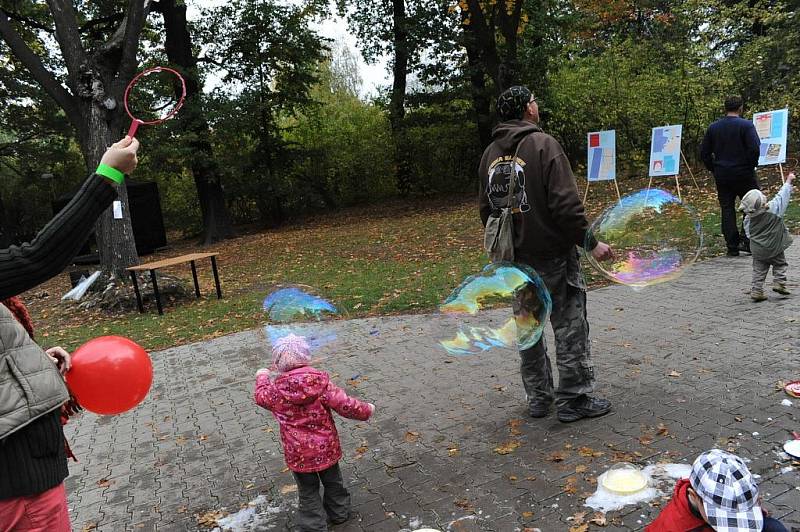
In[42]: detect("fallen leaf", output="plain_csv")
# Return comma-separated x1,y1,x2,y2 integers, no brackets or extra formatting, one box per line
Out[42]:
589,513,608,526
578,446,604,458
564,476,579,494
522,511,534,518
549,450,567,462
448,447,460,457
454,498,474,511
96,478,112,488
656,423,669,436
280,484,298,495
82,524,97,532
575,464,588,473
668,370,681,377
525,475,537,481
196,510,225,527
404,431,420,443
639,436,654,446
494,440,521,455
569,525,589,532
509,475,518,481
508,418,523,436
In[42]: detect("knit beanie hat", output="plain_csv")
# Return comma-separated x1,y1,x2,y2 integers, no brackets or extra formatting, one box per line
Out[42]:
496,86,533,121
272,333,311,372
738,189,767,214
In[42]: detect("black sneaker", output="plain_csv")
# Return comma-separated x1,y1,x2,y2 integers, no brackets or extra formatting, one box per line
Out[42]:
738,243,751,255
726,249,740,257
330,512,352,525
528,399,552,418
557,396,612,423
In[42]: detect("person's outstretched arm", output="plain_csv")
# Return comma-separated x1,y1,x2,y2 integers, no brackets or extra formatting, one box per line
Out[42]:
0,137,139,300
768,173,794,218
253,370,279,411
321,381,374,421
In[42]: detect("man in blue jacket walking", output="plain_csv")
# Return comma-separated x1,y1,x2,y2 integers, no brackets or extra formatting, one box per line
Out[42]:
700,95,762,256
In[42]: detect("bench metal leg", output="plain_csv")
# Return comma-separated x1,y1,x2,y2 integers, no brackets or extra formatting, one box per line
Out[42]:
150,269,163,315
130,271,144,313
190,260,201,298
210,256,222,299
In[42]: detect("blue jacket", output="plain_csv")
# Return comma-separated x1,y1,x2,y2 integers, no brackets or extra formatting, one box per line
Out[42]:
700,116,761,181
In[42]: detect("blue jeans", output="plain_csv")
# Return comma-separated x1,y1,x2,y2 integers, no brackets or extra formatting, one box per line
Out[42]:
763,517,788,532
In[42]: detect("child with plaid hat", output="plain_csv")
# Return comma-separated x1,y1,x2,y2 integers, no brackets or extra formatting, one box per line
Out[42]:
254,334,374,531
646,449,788,531
739,172,794,302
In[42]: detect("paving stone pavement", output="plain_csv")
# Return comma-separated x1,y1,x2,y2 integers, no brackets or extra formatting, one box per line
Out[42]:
65,246,800,532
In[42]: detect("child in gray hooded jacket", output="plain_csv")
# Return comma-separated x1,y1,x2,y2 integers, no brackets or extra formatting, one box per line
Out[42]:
739,172,794,301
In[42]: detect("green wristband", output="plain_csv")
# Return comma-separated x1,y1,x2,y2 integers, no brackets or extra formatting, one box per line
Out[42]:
96,163,125,184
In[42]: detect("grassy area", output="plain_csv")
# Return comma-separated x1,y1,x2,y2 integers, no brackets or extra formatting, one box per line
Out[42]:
25,170,798,352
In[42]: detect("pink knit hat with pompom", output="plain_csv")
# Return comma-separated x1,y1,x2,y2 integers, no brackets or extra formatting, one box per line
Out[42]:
272,334,311,372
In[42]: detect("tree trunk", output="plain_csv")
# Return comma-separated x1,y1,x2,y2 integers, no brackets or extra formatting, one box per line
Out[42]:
390,0,412,196
158,0,235,244
463,34,493,149
81,104,139,279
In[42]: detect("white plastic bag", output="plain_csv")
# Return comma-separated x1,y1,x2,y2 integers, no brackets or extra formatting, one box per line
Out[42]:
62,270,101,301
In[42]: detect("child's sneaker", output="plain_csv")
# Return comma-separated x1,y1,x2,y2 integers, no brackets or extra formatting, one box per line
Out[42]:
772,283,791,295
751,289,768,302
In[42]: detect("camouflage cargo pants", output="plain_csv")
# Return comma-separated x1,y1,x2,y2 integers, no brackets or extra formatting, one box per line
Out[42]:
519,248,595,408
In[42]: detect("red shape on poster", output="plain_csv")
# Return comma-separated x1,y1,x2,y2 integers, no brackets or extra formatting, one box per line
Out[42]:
589,133,600,147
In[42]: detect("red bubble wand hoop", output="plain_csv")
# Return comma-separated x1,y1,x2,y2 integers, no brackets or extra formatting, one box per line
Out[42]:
124,66,187,138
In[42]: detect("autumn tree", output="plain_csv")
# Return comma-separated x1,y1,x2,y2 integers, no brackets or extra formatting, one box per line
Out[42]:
0,0,150,277
152,0,235,244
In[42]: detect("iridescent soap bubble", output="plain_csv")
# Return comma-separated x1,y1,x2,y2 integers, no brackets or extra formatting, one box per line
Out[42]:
439,263,552,355
262,285,341,354
586,188,702,289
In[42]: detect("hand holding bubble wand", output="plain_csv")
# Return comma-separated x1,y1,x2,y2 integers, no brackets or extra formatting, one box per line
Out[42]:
124,66,187,138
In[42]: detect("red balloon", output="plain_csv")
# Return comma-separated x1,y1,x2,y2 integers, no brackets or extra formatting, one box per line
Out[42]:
66,336,152,415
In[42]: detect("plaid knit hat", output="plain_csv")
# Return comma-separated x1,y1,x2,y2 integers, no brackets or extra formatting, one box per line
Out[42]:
272,333,311,372
738,189,767,214
496,86,533,121
689,450,763,532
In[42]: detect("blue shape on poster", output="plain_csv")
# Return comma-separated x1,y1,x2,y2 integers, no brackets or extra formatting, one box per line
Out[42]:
663,155,676,174
589,147,603,180
653,130,669,153
771,112,785,138
760,143,769,156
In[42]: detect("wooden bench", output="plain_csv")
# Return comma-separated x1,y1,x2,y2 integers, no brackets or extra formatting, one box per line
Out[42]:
126,252,221,315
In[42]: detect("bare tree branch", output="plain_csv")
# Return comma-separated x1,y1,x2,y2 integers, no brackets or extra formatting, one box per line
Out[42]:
0,8,54,33
80,13,125,34
0,9,80,127
45,0,87,83
118,0,152,83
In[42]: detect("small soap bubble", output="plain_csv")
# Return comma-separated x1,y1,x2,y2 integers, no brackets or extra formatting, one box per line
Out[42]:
586,188,702,289
438,262,551,356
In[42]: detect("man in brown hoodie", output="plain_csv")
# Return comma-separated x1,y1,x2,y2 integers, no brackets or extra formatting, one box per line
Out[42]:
478,86,613,422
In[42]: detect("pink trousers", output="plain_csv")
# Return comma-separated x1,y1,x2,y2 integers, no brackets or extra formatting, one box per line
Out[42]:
0,484,71,532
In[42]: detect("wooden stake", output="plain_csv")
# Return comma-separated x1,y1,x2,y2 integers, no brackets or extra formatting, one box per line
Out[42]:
674,175,682,202
613,178,621,202
779,163,785,183
584,179,590,203
680,150,700,188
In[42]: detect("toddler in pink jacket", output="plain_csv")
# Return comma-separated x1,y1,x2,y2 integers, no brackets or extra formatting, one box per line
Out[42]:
254,334,374,531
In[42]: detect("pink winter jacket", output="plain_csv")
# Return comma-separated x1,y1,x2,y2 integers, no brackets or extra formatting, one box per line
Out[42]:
254,366,373,473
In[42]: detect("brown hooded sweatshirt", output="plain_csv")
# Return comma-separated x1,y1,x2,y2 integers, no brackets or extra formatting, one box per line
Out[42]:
478,119,597,262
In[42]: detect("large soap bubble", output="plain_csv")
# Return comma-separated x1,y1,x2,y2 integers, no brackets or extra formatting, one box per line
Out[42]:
439,262,551,355
586,189,702,289
262,285,341,354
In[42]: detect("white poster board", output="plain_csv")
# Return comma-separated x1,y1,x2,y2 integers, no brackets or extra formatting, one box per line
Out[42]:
753,108,789,165
649,125,682,177
587,130,616,181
